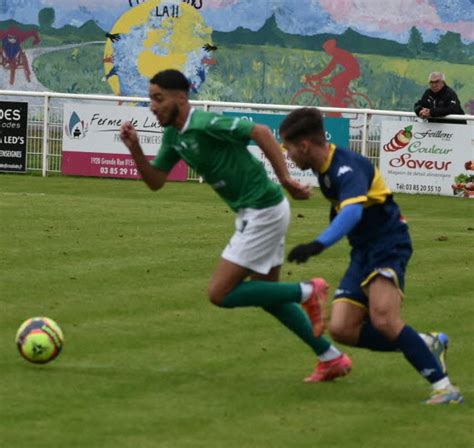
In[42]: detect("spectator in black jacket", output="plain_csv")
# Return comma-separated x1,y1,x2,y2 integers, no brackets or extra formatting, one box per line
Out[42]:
414,72,466,124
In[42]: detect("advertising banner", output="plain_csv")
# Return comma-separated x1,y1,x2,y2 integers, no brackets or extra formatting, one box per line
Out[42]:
0,101,28,173
224,112,350,186
380,122,473,197
62,103,187,180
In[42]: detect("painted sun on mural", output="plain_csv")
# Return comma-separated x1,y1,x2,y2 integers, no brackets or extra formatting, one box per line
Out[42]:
104,1,213,96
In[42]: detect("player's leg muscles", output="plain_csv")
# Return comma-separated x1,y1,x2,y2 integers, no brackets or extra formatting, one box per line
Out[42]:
329,300,366,346
207,258,250,305
368,276,446,384
250,266,281,283
208,259,302,308
367,276,404,340
330,273,400,351
215,264,351,376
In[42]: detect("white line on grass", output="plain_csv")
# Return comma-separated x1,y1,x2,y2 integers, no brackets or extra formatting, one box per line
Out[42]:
0,192,46,196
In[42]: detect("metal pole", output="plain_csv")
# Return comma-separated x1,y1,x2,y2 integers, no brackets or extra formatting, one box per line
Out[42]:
361,111,369,157
41,95,49,177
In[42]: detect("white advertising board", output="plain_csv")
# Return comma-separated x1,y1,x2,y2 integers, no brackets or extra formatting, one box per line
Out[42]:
380,122,473,197
62,103,187,180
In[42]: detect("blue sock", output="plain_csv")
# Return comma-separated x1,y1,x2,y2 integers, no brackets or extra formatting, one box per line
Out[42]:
357,319,398,352
395,325,445,384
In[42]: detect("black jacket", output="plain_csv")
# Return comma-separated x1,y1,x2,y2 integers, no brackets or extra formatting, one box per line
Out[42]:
414,84,466,124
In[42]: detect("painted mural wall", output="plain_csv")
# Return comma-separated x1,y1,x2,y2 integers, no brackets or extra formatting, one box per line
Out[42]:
0,0,473,113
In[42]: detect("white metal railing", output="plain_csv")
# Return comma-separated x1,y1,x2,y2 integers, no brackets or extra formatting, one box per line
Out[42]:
1,89,472,178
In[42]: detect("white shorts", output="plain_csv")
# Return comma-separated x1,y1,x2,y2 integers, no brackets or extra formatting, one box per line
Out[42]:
222,197,290,275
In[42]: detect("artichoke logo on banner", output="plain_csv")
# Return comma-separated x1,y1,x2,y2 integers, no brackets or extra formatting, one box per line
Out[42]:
383,126,413,152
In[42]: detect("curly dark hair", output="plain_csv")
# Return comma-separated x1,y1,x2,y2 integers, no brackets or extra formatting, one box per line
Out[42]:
150,69,190,92
279,107,326,145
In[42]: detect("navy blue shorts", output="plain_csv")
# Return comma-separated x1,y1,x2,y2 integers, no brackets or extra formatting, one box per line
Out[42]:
333,225,413,309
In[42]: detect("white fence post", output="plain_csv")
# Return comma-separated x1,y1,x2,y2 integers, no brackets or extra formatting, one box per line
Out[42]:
361,111,369,157
41,95,50,177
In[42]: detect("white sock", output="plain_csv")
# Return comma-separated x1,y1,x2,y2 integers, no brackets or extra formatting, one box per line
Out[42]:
300,282,313,303
418,333,430,345
432,376,452,391
319,345,342,362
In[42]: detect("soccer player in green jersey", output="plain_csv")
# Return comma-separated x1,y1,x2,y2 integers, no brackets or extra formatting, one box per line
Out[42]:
119,69,352,382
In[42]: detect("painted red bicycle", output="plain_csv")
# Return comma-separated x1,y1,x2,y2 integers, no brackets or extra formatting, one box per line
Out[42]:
291,78,373,109
0,27,39,85
0,48,31,85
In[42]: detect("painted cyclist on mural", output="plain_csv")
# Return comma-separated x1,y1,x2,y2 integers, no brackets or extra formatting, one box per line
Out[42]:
292,39,372,111
0,25,40,85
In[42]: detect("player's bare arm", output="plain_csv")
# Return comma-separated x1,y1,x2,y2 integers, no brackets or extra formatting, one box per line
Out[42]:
251,124,311,200
120,121,168,191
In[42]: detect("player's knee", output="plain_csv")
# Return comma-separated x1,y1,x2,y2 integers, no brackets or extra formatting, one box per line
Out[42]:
207,285,225,307
329,321,356,345
370,312,393,334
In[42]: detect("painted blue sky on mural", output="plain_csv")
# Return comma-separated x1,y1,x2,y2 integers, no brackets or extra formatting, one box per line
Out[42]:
1,0,473,43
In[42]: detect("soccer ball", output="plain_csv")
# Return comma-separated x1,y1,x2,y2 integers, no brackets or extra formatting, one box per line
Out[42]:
16,317,64,364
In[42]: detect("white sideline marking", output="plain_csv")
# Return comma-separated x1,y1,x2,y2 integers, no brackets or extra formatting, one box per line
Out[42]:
0,192,46,196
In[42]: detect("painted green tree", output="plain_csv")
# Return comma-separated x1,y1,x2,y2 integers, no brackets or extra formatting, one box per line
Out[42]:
38,7,55,31
438,32,465,62
408,26,423,57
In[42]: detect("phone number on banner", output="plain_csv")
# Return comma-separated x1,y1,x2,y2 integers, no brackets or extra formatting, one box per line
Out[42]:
395,183,442,193
99,167,138,176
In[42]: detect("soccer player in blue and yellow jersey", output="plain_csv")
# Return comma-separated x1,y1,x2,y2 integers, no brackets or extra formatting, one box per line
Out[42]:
280,107,463,404
120,69,352,382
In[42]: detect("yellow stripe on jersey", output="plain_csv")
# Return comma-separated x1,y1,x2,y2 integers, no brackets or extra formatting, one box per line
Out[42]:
320,143,336,173
361,268,400,289
338,167,392,211
360,268,404,300
333,297,368,311
365,167,392,207
338,195,367,211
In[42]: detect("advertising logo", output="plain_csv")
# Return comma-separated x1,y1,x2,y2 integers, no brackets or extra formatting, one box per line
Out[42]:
383,125,413,152
64,112,88,139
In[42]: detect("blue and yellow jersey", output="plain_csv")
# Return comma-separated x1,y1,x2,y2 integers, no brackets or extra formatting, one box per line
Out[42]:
317,144,404,246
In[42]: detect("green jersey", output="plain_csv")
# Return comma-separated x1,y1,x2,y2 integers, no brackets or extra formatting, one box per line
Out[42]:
152,109,283,211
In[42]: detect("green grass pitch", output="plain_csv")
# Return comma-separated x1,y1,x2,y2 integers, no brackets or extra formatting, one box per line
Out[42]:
0,174,472,447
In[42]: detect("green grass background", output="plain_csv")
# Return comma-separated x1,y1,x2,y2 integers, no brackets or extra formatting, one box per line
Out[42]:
0,175,473,447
